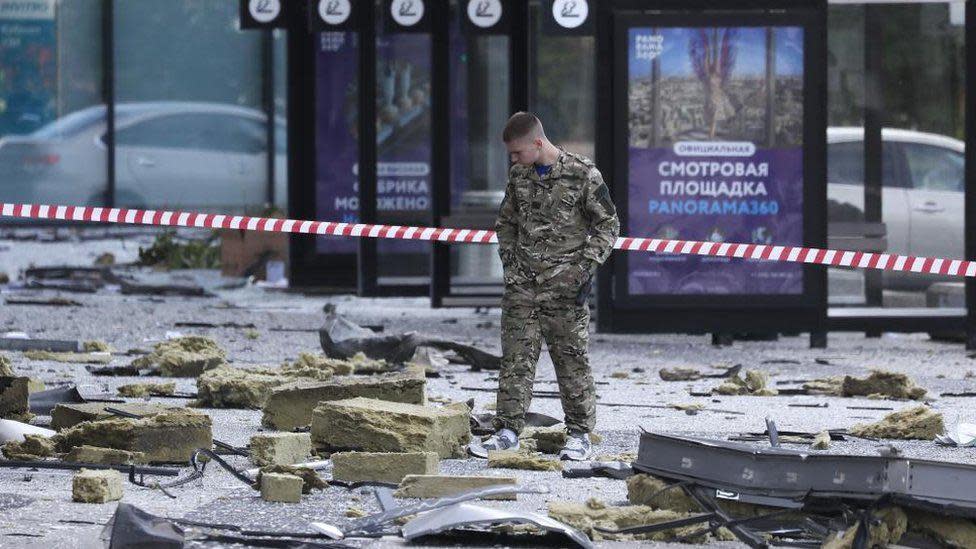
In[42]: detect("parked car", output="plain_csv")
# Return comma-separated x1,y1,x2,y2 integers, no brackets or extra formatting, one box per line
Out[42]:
0,102,286,212
827,127,965,291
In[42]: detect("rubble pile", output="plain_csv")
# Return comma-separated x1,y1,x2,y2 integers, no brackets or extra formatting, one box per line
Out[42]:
252,464,328,494
625,474,699,513
842,370,928,400
263,374,427,430
332,451,439,484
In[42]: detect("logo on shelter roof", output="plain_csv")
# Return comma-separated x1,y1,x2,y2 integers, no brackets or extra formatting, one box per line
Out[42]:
468,0,502,28
391,0,424,27
319,0,351,25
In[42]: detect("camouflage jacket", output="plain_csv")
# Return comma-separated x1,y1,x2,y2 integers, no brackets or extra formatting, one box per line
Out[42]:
495,150,620,286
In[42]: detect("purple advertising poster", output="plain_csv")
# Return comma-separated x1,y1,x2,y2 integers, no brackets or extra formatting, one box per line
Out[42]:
627,27,804,295
315,30,435,255
314,23,469,256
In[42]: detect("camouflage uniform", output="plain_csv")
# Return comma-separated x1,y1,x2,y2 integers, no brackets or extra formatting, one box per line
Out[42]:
493,150,620,434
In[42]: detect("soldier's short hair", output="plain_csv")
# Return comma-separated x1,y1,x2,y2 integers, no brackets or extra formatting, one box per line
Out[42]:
503,112,542,143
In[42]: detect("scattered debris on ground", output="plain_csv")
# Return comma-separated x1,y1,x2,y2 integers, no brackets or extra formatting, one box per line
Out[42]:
249,432,312,466
2,433,56,460
63,445,146,465
83,340,111,352
117,382,176,397
331,451,439,484
0,355,13,377
712,369,778,396
56,408,213,463
259,472,304,503
0,377,34,422
311,397,470,458
23,350,112,364
849,406,944,440
252,465,328,494
625,474,699,513
394,474,517,500
488,450,563,471
264,374,427,430
659,367,701,381
4,296,83,307
72,469,124,503
51,402,181,430
811,430,832,450
548,498,722,542
841,370,928,400
129,336,227,377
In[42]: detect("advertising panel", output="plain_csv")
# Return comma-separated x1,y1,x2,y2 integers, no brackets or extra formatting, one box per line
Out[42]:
626,26,804,295
0,0,56,135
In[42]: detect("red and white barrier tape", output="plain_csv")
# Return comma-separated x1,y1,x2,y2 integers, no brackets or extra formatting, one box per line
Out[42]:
3,202,975,278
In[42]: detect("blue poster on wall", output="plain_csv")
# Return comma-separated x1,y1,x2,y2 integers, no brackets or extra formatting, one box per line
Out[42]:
0,0,57,136
627,26,804,295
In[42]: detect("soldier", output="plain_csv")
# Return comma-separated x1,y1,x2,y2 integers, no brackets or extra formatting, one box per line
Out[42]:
469,112,620,461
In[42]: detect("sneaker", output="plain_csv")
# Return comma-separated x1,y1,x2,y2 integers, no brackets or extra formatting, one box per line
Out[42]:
559,431,592,461
468,428,519,458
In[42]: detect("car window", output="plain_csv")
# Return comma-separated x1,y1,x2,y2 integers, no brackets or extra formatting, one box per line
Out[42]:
903,143,964,192
114,113,267,154
827,141,899,187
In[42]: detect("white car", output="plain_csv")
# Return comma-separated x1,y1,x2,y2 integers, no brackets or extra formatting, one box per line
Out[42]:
828,127,965,291
0,102,286,212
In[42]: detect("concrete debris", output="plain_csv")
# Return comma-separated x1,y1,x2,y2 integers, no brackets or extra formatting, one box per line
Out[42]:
395,474,517,501
72,468,124,503
822,506,907,549
0,354,14,377
130,336,227,377
5,296,84,307
849,406,944,440
0,377,33,422
283,351,381,376
64,445,146,465
196,366,292,409
811,430,832,450
2,434,57,460
659,367,701,381
610,371,629,379
520,426,567,454
488,450,563,471
51,402,182,431
23,350,111,364
259,472,303,503
593,452,637,463
625,474,699,513
249,432,312,467
82,340,111,352
331,451,439,485
547,498,713,542
263,373,427,431
907,509,976,548
842,370,927,400
802,376,844,395
713,369,778,396
253,465,327,494
312,397,469,458
117,382,176,398
56,408,213,463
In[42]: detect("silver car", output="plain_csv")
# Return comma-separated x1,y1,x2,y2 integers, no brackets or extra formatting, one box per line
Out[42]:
828,127,965,291
0,102,285,212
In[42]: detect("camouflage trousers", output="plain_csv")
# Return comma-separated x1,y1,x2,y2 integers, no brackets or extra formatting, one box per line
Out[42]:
493,281,596,434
